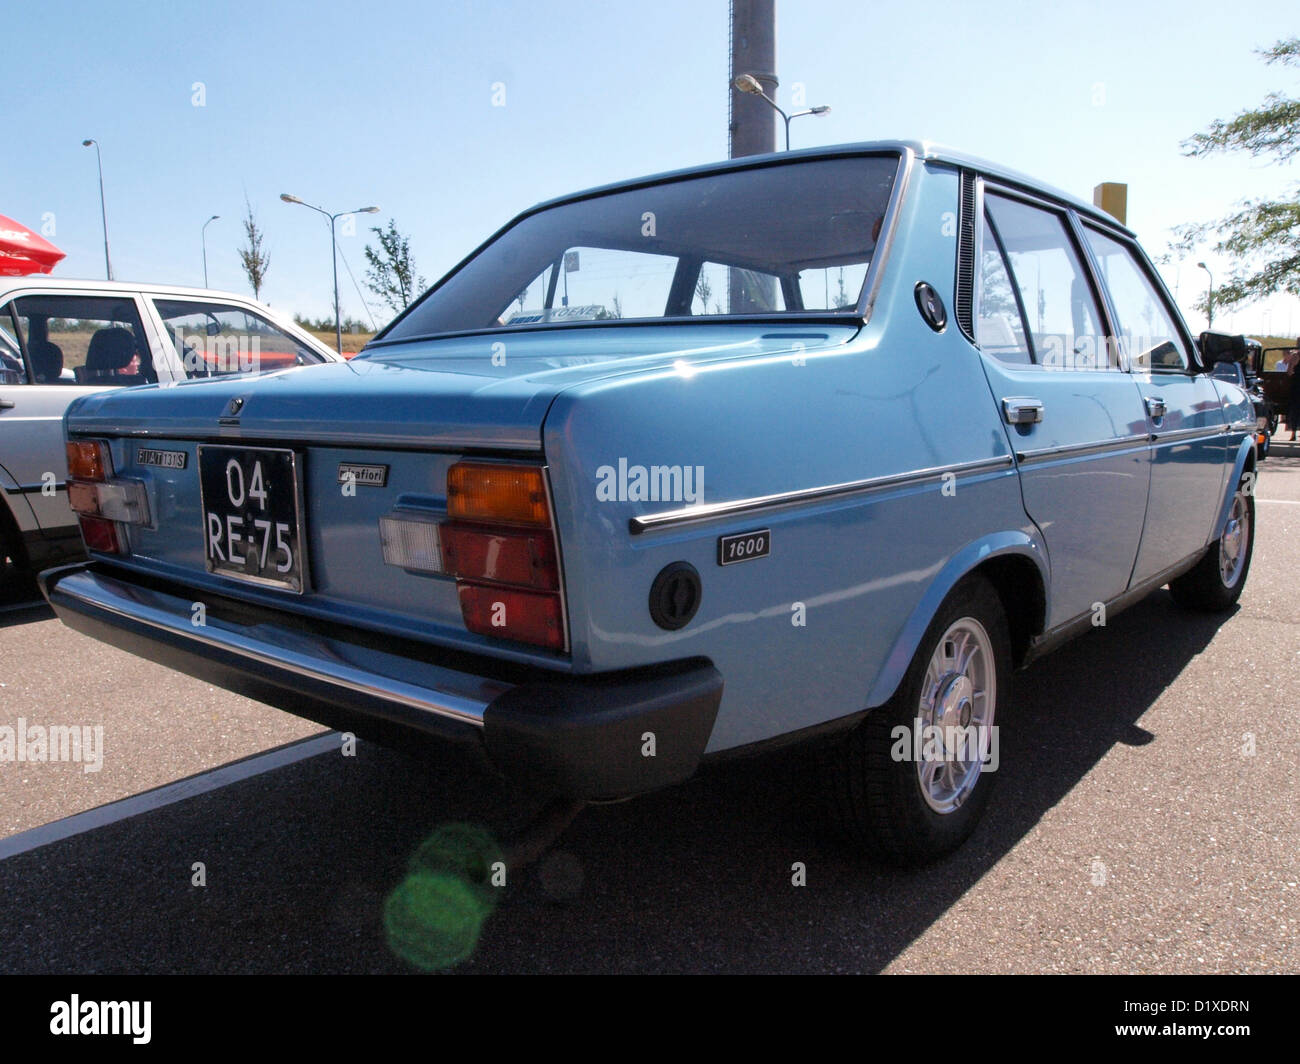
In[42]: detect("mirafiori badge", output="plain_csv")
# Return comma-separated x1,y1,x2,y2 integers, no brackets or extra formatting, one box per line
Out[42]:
717,528,771,566
338,463,389,488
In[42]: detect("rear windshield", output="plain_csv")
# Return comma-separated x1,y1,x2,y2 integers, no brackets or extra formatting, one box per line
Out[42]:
379,154,900,342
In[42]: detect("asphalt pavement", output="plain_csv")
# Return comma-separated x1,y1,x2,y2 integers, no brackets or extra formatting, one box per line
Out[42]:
1,458,1297,973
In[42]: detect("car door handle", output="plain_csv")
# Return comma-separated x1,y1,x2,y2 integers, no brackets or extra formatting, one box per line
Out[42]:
1145,395,1167,420
0,398,14,409
1002,397,1043,425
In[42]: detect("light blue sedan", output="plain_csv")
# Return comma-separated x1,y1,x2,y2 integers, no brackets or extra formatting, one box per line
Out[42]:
41,142,1257,863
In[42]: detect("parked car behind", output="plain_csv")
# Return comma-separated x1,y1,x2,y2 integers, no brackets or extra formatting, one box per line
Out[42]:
0,279,340,596
1261,342,1298,438
1208,336,1272,457
40,143,1258,863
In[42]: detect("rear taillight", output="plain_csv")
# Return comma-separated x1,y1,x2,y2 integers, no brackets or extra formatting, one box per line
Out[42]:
77,515,123,553
66,439,109,481
457,584,564,650
378,461,566,651
440,523,559,591
65,438,149,554
447,463,549,526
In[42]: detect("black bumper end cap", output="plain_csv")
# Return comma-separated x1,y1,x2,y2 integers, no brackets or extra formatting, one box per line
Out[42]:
483,657,722,801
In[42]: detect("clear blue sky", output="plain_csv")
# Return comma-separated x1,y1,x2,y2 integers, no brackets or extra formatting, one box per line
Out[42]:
3,0,1297,336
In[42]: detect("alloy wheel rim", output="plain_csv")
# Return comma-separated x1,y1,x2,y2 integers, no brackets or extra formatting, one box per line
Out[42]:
915,617,995,814
1219,492,1249,588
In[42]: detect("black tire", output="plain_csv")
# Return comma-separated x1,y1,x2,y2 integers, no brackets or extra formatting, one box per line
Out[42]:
824,574,1011,865
1168,473,1254,612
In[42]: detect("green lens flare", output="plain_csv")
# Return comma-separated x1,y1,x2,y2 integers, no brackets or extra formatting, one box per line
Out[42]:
384,823,503,970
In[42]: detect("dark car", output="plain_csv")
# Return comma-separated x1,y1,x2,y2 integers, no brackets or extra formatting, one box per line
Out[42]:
1208,336,1273,458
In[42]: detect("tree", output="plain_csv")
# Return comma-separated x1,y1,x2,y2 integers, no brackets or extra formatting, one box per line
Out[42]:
364,220,426,315
237,198,270,299
1174,38,1300,311
694,270,712,314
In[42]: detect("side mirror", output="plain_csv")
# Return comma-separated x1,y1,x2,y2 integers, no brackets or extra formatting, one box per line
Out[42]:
1199,331,1249,366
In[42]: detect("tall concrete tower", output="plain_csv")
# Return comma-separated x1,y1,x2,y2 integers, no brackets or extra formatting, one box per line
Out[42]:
729,0,777,159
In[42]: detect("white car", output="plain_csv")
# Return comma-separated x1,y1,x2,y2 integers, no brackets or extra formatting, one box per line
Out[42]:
0,278,341,597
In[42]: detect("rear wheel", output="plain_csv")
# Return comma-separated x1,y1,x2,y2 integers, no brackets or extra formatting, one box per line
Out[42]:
1169,474,1254,611
0,516,35,605
824,575,1010,865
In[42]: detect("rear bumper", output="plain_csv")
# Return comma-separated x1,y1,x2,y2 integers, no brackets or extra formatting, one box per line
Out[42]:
39,563,723,800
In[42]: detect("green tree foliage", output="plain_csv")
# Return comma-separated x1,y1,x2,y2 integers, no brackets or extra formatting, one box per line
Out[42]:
1175,38,1300,310
237,198,270,299
364,220,427,315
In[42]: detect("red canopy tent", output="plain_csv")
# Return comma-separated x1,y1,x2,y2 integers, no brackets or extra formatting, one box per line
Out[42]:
0,214,65,276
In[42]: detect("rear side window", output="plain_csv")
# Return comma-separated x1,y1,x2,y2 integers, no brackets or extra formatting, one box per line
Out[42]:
152,300,324,379
11,294,152,385
977,213,1033,364
1082,228,1191,372
983,194,1110,370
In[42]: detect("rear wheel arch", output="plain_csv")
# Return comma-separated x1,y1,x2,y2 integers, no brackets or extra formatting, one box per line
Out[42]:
1214,437,1257,540
865,534,1047,708
977,554,1046,668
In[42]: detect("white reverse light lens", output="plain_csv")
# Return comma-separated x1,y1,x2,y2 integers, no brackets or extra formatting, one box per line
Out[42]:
67,478,151,525
379,513,444,573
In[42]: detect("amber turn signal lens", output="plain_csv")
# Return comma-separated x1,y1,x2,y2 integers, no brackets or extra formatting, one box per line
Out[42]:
447,463,549,526
66,439,110,482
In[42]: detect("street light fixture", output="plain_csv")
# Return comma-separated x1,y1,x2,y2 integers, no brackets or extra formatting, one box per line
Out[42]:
280,195,380,353
81,139,113,280
733,74,831,151
201,215,220,288
1197,261,1214,328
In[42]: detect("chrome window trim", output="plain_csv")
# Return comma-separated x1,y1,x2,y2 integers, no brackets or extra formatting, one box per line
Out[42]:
628,454,1014,534
860,148,913,324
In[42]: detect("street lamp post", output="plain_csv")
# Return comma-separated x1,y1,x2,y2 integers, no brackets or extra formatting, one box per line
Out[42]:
81,139,113,280
201,215,220,288
1197,261,1214,329
280,195,380,353
733,74,830,150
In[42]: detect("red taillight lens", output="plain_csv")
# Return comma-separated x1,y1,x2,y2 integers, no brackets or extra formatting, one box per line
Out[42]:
77,515,122,553
67,439,110,481
447,462,549,526
440,523,559,591
457,584,564,650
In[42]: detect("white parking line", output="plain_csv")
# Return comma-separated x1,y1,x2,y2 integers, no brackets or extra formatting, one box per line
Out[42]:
1257,498,1300,505
0,731,339,861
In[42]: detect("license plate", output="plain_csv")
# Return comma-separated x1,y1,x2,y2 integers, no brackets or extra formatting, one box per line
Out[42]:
198,445,307,592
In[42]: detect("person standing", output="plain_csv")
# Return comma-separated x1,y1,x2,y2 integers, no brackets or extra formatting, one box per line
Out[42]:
1285,339,1300,441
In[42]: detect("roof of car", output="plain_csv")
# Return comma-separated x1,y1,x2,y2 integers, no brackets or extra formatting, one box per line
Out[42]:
0,277,342,359
524,139,1135,236
0,277,270,301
